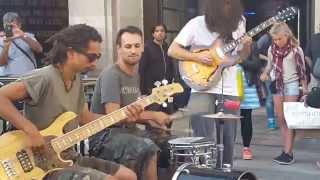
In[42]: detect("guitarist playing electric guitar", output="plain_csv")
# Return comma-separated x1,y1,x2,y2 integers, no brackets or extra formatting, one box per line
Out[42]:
168,0,252,167
0,24,155,180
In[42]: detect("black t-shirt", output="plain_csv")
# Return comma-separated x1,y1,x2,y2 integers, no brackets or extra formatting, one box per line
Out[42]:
305,33,320,64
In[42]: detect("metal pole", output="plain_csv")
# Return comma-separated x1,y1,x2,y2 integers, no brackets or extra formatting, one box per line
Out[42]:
298,8,300,42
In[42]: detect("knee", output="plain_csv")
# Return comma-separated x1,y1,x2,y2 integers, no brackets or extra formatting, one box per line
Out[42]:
105,175,118,180
114,165,137,180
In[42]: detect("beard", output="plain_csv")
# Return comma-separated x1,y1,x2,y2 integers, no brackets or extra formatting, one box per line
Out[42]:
123,56,140,66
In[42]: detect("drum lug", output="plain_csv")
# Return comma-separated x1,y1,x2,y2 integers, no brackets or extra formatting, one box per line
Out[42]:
222,163,232,172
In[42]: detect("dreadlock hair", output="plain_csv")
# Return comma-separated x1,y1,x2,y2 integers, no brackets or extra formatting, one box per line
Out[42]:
44,24,102,65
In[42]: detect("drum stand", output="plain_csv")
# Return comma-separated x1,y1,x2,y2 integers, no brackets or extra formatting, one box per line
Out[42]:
215,69,229,171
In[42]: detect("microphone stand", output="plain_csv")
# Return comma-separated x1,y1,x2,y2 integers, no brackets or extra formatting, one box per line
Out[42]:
215,67,227,170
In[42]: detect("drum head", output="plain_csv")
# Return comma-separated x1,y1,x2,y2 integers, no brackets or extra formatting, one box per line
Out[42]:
169,137,205,145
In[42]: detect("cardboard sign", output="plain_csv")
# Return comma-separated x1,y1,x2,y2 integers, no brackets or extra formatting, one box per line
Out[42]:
284,102,320,129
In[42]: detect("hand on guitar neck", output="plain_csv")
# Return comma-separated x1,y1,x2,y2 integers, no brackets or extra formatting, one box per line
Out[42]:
237,35,252,63
123,103,144,123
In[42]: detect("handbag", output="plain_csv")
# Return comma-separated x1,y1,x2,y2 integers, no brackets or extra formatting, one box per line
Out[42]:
237,67,244,101
313,57,320,80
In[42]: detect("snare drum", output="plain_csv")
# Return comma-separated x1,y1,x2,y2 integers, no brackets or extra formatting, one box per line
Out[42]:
168,137,216,167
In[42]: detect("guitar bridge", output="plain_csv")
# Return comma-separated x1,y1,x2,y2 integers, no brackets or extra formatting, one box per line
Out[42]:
1,159,17,178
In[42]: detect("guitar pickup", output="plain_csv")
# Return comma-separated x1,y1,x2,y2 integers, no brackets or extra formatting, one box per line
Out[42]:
16,149,34,173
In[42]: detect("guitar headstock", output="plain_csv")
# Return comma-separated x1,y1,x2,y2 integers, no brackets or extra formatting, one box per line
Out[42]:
149,83,184,105
275,6,299,22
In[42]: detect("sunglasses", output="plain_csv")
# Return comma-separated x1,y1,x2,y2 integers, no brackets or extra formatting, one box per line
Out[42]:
77,50,102,62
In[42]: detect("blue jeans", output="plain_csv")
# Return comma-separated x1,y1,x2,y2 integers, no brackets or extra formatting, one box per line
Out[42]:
265,81,275,121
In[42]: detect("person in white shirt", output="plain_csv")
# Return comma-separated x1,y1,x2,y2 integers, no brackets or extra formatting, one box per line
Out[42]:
168,0,251,166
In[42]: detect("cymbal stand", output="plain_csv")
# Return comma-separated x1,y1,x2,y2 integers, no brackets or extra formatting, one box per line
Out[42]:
214,68,231,171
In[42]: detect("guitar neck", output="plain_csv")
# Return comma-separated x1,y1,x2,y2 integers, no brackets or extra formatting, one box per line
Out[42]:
222,16,278,54
50,96,153,153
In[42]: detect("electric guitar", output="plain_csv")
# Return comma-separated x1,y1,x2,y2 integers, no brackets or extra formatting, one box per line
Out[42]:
0,83,183,180
179,6,298,91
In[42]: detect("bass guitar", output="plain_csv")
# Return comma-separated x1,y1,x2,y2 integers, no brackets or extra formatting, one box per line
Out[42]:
0,83,183,180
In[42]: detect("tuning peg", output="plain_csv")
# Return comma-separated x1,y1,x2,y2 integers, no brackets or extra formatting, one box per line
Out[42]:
162,102,168,108
154,81,161,87
162,79,168,85
168,97,173,103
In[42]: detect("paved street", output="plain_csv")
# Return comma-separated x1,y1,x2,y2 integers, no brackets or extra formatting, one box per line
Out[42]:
171,108,320,180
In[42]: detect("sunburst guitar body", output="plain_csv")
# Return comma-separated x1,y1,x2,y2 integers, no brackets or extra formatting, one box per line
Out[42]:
179,6,298,91
179,39,237,91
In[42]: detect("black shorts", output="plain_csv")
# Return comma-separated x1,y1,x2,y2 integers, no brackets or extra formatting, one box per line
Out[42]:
89,127,160,178
44,153,120,180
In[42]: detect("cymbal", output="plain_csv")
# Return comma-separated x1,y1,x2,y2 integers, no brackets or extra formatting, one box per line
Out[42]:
202,112,242,119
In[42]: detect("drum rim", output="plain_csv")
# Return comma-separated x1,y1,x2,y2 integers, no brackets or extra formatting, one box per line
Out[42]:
169,137,206,144
169,137,215,146
172,163,257,180
171,163,193,180
237,170,257,180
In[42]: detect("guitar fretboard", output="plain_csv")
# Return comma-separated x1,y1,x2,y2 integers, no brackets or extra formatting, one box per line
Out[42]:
222,7,297,54
50,96,153,153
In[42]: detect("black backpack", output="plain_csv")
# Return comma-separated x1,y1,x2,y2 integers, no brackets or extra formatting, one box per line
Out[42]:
306,87,320,108
312,57,320,80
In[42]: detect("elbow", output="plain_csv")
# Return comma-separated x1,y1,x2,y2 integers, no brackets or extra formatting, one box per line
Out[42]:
0,58,8,66
167,44,176,59
36,45,43,54
32,42,43,54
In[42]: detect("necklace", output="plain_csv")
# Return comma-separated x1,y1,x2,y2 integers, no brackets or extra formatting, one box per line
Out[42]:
56,65,75,92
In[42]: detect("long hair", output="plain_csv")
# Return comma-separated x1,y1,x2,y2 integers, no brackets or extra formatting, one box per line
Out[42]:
44,24,102,65
269,22,299,48
204,0,244,39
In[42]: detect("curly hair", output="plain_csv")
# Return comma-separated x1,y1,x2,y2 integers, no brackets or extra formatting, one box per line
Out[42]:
204,0,243,39
44,24,102,65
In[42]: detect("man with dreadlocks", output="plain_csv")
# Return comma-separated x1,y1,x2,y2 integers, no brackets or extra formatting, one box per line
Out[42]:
168,0,252,166
0,24,143,180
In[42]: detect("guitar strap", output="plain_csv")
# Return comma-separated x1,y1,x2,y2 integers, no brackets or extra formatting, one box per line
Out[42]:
12,40,37,69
